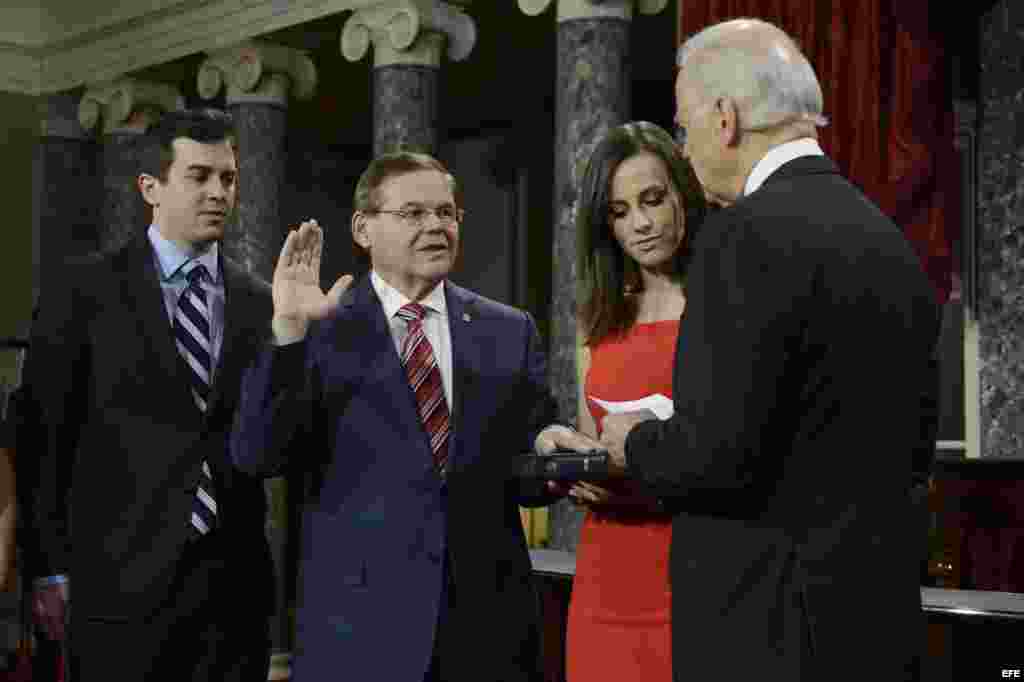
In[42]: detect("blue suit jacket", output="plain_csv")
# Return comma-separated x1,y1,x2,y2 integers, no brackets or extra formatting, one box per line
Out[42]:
232,276,557,682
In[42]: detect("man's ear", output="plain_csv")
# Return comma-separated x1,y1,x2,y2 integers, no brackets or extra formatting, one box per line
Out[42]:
716,97,741,147
138,173,160,207
351,212,371,251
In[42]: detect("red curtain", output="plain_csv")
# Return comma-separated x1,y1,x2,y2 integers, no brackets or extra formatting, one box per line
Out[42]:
678,0,956,303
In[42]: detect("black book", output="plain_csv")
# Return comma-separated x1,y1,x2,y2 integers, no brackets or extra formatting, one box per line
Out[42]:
517,450,612,482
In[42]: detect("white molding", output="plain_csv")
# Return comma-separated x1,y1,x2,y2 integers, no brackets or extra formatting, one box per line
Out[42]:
38,0,200,48
0,5,45,48
0,0,390,96
0,45,43,95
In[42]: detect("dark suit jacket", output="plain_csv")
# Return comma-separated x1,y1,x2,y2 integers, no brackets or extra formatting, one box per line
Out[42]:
17,234,275,621
626,156,940,681
231,277,557,682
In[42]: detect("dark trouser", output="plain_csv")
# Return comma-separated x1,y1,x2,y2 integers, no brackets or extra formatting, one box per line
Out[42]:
70,531,271,682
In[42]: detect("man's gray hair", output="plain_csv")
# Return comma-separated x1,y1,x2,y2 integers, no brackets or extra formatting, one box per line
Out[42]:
677,18,828,130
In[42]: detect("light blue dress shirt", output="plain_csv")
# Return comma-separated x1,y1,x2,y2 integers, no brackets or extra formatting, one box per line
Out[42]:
147,224,225,381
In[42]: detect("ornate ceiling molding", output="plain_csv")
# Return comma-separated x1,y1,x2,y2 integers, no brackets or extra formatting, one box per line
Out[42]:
0,0,391,95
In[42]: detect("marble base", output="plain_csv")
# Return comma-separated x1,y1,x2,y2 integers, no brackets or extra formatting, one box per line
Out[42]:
548,17,632,551
373,65,439,156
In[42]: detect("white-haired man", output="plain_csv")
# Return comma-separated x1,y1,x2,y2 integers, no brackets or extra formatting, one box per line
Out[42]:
599,18,939,681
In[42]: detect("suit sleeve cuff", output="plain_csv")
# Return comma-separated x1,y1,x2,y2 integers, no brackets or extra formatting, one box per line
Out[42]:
268,339,309,393
625,418,660,473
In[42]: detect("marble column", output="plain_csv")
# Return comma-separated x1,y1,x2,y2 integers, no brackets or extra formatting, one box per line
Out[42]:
79,79,183,251
198,40,317,281
341,0,477,156
198,42,316,677
33,91,100,311
977,2,1024,458
519,0,668,551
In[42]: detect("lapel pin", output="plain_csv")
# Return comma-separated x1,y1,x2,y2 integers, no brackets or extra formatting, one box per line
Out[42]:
462,312,472,322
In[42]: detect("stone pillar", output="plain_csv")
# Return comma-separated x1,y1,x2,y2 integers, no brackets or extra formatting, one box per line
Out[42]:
341,0,477,156
79,79,183,251
519,0,668,551
198,40,317,281
33,92,100,311
977,3,1024,458
198,42,317,677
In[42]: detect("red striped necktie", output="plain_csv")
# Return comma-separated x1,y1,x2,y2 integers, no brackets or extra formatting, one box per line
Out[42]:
396,302,450,476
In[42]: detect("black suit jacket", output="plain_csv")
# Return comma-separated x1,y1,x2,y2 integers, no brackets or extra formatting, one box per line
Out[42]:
18,233,275,621
626,156,940,681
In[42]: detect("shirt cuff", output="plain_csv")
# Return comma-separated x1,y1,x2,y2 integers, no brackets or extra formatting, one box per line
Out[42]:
34,574,68,587
533,423,576,453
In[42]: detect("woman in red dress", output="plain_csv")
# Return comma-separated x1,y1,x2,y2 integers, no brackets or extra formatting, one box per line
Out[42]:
566,121,707,681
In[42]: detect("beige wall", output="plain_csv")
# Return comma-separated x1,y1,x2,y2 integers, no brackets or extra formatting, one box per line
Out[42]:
0,92,38,389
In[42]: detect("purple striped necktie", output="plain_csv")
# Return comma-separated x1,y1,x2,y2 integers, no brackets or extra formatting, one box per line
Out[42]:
173,263,218,536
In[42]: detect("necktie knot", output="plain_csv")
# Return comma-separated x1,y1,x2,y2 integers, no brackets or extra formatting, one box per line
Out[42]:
397,302,427,324
186,263,209,288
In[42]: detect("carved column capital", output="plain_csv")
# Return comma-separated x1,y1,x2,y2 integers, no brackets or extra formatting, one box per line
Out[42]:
518,0,668,22
341,0,477,68
197,40,318,106
78,78,183,135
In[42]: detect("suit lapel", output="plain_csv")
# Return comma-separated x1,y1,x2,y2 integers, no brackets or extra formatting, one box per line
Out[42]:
343,277,432,452
444,281,482,470
118,235,200,420
207,256,255,419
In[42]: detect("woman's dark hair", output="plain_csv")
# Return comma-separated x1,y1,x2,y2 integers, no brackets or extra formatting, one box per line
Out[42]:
577,121,707,346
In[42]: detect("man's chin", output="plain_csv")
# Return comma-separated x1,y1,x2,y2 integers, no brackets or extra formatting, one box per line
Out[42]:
198,221,226,239
419,250,455,269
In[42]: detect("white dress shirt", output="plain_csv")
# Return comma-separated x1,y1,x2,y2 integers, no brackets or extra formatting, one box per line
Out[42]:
370,270,454,408
743,138,825,197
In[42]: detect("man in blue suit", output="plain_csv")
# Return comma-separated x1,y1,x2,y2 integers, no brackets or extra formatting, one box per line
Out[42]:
232,152,597,681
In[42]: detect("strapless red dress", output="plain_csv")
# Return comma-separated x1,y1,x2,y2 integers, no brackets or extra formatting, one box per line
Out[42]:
566,320,678,682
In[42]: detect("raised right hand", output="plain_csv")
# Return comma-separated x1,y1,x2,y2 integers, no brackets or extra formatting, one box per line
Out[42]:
272,219,353,343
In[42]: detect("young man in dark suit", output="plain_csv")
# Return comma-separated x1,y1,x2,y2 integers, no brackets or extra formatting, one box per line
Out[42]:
599,19,940,682
20,108,274,681
231,152,599,682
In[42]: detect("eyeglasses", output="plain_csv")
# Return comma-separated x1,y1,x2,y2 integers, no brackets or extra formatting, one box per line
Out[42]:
367,205,465,226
